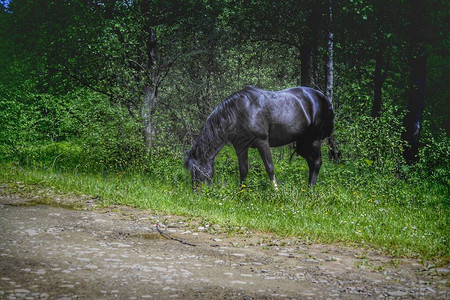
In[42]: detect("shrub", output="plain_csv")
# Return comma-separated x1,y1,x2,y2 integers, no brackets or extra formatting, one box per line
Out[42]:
414,120,450,185
335,103,406,174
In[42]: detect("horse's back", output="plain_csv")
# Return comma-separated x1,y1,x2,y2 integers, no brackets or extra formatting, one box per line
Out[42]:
266,86,334,145
230,86,333,147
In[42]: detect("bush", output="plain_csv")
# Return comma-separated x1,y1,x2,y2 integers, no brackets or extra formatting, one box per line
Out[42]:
414,120,450,185
79,110,148,172
335,103,406,174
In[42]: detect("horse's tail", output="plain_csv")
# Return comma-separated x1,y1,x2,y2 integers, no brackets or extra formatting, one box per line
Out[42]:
319,93,335,140
322,95,342,161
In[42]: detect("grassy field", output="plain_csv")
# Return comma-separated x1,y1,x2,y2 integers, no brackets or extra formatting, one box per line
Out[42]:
1,145,448,262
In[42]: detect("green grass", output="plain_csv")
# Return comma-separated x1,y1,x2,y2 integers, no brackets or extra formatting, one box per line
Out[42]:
0,145,448,261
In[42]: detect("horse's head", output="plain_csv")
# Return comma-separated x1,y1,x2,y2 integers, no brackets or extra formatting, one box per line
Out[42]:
184,149,214,188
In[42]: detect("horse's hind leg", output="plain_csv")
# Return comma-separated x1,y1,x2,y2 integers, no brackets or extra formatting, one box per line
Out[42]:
305,139,323,185
256,139,278,191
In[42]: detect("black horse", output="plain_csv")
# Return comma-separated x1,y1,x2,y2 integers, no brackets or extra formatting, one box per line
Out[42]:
185,86,334,189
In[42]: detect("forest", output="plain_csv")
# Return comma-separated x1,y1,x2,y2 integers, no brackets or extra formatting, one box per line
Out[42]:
0,0,449,259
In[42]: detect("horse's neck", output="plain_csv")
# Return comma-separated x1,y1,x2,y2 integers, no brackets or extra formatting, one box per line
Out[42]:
198,138,226,163
197,128,227,162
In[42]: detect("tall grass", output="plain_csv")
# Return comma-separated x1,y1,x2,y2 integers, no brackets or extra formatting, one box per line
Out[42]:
0,145,448,260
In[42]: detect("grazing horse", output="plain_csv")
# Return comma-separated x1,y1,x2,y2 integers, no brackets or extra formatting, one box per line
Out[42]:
185,86,334,189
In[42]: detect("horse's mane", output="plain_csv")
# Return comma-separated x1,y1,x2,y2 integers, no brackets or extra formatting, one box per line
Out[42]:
191,86,258,161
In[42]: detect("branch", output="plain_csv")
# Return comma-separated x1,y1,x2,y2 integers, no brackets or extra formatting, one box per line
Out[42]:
157,52,183,87
156,223,196,246
127,59,152,80
51,154,62,171
66,71,115,99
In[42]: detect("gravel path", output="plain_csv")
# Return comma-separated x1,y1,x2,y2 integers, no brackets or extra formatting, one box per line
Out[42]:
0,184,448,299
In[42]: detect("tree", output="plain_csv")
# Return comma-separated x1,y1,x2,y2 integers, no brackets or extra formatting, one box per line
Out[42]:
7,0,203,150
226,0,327,87
370,2,394,118
325,0,334,101
324,0,341,161
301,2,323,87
402,0,429,164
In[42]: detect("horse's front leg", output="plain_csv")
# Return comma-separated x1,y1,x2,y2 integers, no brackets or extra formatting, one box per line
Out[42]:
235,147,249,185
256,140,278,191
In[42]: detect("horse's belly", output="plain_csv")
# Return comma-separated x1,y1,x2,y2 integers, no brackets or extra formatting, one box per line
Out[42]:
266,101,311,147
268,124,305,147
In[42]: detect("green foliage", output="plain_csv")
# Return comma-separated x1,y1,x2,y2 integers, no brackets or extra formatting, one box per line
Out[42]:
9,141,83,171
336,102,406,173
414,120,450,185
78,100,148,172
0,85,149,172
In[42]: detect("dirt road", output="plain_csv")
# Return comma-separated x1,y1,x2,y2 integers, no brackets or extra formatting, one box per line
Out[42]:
0,184,448,299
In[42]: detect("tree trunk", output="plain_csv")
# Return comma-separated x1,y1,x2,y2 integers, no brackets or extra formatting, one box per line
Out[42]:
142,84,157,149
311,42,319,88
371,51,383,117
141,22,158,150
301,5,321,87
325,0,333,102
402,54,426,164
300,45,312,87
402,0,428,165
325,0,341,161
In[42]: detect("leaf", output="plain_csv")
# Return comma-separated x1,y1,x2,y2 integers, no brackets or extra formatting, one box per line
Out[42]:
365,159,373,166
